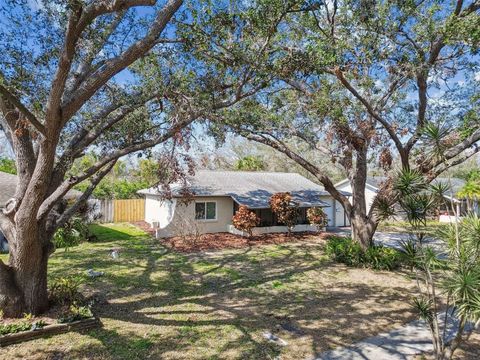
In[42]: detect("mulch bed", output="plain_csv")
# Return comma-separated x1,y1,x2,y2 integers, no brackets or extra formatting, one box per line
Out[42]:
160,231,337,252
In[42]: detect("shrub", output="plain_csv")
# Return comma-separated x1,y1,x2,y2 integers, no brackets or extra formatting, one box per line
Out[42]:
270,192,298,235
53,217,90,251
325,236,363,266
58,304,93,323
0,322,31,335
232,206,260,237
76,179,150,199
0,157,16,174
306,207,328,230
49,276,83,305
363,245,403,271
325,236,402,271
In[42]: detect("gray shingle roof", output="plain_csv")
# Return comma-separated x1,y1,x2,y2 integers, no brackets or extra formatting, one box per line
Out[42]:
366,176,465,197
139,170,347,209
0,171,83,207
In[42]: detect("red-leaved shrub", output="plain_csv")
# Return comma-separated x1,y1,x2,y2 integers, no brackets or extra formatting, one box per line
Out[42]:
232,205,260,237
269,192,298,235
306,207,328,230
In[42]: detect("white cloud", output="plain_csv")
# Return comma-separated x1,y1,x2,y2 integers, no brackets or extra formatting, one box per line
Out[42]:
27,0,42,11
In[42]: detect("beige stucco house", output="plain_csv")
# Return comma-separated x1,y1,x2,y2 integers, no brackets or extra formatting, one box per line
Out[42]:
138,170,350,238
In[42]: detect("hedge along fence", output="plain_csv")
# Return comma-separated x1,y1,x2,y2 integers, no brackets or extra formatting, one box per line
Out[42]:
90,199,145,223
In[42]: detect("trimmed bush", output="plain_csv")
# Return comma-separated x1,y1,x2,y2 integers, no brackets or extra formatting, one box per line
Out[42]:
232,205,260,237
269,192,298,234
307,207,328,230
325,236,403,271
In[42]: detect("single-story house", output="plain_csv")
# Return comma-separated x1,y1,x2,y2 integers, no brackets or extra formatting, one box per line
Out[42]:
138,170,351,238
335,176,468,221
0,171,82,252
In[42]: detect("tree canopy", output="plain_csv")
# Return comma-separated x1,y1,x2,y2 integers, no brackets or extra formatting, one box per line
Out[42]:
0,0,273,316
208,0,480,246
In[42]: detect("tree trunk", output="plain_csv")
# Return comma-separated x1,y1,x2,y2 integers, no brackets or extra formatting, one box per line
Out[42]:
350,215,377,250
0,229,50,317
348,143,378,249
0,262,25,317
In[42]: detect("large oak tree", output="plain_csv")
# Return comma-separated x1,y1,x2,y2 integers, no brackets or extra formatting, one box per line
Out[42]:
0,0,268,317
218,0,480,247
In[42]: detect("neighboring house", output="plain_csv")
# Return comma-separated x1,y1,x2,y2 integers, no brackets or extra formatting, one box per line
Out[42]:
0,171,82,252
138,170,351,238
335,176,468,221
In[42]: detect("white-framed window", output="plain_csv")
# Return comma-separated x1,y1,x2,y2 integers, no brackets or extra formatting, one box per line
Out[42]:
195,201,217,220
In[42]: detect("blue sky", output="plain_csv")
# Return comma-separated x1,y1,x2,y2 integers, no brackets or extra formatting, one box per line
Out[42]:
1,1,479,169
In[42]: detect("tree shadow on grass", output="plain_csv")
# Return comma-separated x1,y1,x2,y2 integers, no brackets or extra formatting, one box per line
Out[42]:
36,224,418,359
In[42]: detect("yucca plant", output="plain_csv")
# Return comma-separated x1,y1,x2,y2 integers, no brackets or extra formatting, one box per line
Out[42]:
420,123,453,162
394,170,480,360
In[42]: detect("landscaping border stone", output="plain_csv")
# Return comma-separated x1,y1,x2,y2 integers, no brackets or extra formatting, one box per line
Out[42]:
0,317,102,347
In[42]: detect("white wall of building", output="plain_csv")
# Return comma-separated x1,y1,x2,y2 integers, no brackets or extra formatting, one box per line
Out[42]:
334,200,350,227
145,194,176,228
146,196,235,238
144,193,346,238
319,195,335,227
335,181,378,215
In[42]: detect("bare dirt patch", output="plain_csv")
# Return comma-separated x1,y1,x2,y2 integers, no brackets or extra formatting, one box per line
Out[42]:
160,231,337,252
456,330,480,359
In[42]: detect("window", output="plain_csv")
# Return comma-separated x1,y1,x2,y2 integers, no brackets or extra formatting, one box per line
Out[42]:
195,201,217,220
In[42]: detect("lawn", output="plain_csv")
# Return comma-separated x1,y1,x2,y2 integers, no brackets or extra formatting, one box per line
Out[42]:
1,224,420,359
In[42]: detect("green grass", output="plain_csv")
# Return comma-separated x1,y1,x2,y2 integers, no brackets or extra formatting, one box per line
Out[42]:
0,223,421,360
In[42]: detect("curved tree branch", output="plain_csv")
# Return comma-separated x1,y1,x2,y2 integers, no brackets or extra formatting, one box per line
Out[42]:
241,131,352,213
0,85,45,136
54,160,117,230
62,0,184,121
333,69,405,156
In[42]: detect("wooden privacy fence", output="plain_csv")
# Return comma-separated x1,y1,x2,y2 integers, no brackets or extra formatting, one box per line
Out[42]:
113,199,145,222
91,199,145,223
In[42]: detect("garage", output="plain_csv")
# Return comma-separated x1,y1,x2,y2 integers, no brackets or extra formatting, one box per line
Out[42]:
319,196,335,227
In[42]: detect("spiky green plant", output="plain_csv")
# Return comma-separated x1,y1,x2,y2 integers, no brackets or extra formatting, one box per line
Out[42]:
394,169,428,195
421,123,452,161
394,170,480,360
